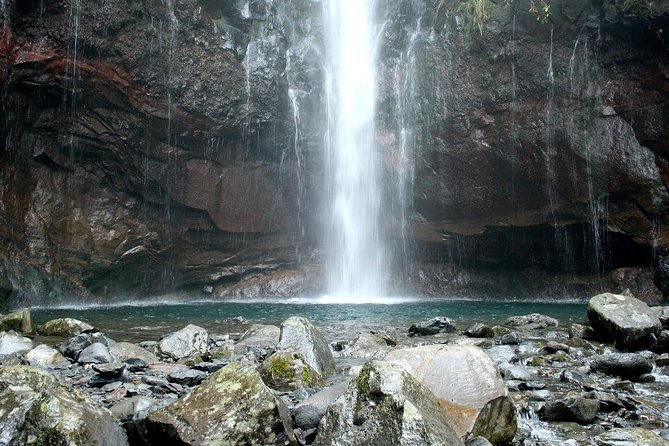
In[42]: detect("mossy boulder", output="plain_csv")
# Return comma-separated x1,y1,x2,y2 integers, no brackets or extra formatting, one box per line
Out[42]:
277,317,335,376
39,318,94,337
587,293,662,351
135,361,295,445
315,361,463,446
0,308,32,334
259,350,326,391
0,366,129,445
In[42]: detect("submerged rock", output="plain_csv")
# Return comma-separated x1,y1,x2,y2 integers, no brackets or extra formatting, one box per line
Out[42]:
385,344,512,441
505,314,558,330
0,308,32,334
315,361,464,446
594,428,668,445
136,361,294,445
408,316,457,336
0,365,129,445
277,317,335,376
158,324,209,360
589,353,654,380
259,349,325,391
587,293,661,351
39,317,94,336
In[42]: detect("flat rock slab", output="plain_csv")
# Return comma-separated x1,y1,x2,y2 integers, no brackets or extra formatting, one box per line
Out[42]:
594,428,669,445
587,293,661,351
505,314,558,330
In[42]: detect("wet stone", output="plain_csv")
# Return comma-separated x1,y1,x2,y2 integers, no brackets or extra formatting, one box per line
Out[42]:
500,331,521,345
167,369,207,386
408,316,457,336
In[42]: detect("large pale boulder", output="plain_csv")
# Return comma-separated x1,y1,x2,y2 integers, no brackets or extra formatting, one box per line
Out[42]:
0,331,34,356
0,366,129,445
137,362,294,445
39,317,94,336
315,361,464,446
338,332,397,359
236,324,281,351
0,308,32,333
277,317,335,375
587,293,662,351
24,344,69,366
385,344,513,443
158,324,209,360
109,341,159,363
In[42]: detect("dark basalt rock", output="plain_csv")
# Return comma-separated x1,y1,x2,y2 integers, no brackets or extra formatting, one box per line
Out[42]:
590,353,654,380
541,396,599,424
408,316,457,336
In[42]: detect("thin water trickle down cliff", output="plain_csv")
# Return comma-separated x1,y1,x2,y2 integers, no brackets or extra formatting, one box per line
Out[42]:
0,0,668,306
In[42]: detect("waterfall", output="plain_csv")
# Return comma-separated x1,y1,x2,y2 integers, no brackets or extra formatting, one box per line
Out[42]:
322,0,385,298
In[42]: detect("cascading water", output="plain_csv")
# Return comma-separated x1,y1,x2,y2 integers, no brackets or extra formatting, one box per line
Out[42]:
322,1,385,298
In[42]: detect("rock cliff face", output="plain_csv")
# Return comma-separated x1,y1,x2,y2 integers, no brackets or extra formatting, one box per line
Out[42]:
0,0,668,305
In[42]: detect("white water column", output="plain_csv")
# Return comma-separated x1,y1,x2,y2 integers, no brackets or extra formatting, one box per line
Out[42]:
323,0,386,299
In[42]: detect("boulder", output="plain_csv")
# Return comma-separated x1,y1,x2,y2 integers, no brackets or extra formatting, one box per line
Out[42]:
315,361,464,446
485,345,518,365
109,341,159,363
24,344,68,366
0,366,129,445
137,362,294,445
337,332,397,359
92,362,127,377
542,396,599,424
60,331,114,359
595,428,668,445
259,349,326,391
277,317,335,376
652,306,669,329
78,342,114,364
39,317,94,336
0,331,34,356
385,344,513,441
158,324,209,360
110,396,158,422
470,396,517,446
408,316,457,336
236,324,281,352
292,380,350,430
504,314,558,330
464,323,495,338
587,293,662,351
0,308,32,333
590,353,654,380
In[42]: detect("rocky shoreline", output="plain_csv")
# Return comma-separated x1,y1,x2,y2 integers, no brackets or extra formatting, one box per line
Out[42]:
0,292,668,445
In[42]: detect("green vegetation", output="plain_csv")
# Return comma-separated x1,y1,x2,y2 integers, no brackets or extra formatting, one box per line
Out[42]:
433,0,553,36
269,357,295,380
